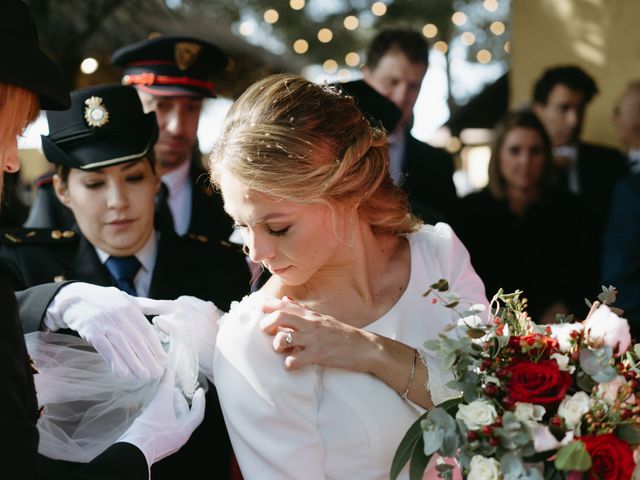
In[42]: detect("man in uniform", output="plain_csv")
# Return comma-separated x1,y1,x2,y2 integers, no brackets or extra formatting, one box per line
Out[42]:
362,28,459,223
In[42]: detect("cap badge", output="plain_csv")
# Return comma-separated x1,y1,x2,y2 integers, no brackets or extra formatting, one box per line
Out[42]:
84,96,110,128
175,42,202,71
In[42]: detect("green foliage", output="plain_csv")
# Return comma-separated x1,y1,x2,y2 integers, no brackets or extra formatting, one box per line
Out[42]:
554,441,592,472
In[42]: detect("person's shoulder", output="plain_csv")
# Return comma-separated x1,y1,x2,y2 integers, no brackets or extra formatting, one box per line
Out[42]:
0,227,78,249
407,133,453,161
579,142,626,162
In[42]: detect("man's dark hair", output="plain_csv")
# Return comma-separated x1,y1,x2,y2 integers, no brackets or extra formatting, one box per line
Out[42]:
532,65,599,105
365,29,429,70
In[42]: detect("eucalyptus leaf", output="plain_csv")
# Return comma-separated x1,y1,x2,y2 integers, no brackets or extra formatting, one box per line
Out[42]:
390,412,428,480
466,327,487,339
431,279,449,292
410,434,429,480
554,441,591,471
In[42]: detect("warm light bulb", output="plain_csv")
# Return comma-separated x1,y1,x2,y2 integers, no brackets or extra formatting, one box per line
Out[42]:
323,59,338,73
317,28,333,43
461,32,476,46
422,23,438,38
80,57,98,74
343,15,359,30
434,41,448,53
371,2,387,16
477,49,492,63
290,0,305,10
264,9,279,24
345,52,360,67
452,11,467,26
293,39,309,54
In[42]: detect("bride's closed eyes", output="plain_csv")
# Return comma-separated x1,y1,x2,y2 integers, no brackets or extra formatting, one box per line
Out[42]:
233,222,291,237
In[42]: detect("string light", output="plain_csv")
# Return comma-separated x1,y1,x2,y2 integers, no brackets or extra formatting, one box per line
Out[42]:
461,32,476,46
434,41,448,53
80,57,98,74
452,12,467,26
477,49,492,63
490,21,505,35
504,41,511,54
317,28,333,43
345,52,360,67
293,39,309,54
290,0,305,10
338,69,352,81
238,21,256,36
483,0,498,12
323,59,338,73
371,2,387,16
264,9,279,24
422,23,438,38
344,15,359,30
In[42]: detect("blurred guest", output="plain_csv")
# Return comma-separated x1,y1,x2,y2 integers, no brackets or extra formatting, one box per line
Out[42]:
531,65,627,228
1,84,249,480
611,81,640,176
0,171,29,226
454,111,598,322
362,28,458,223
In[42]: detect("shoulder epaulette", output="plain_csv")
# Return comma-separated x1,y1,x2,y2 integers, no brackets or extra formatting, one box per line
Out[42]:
187,233,210,244
0,227,77,246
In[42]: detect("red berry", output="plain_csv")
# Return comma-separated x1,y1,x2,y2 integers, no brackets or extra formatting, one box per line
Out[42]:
489,437,500,446
551,415,562,426
467,431,478,441
482,425,493,436
484,383,498,396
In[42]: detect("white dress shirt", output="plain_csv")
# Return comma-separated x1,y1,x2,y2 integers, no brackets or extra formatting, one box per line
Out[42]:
162,159,192,235
553,144,580,193
628,149,640,175
214,223,488,480
95,230,158,297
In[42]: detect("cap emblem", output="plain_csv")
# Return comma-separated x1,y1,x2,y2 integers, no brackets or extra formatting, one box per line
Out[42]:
175,42,202,71
84,96,110,128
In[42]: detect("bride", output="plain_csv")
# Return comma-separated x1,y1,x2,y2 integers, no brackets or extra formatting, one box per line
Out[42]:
203,74,487,479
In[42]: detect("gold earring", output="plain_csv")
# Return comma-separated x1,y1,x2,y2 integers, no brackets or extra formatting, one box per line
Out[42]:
348,216,355,247
242,244,250,256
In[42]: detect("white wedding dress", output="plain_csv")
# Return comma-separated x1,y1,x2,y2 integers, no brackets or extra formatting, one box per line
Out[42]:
214,223,488,480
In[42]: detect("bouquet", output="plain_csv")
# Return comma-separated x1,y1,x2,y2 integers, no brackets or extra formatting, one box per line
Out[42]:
391,280,640,480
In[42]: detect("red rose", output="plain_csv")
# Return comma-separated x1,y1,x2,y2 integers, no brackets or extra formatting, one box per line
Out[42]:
506,359,572,405
580,434,635,480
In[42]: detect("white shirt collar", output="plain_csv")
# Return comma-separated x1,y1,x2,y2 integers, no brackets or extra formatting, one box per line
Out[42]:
553,144,578,163
161,159,191,197
95,229,158,273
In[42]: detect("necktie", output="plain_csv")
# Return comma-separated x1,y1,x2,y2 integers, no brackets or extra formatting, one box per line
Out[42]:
105,256,141,296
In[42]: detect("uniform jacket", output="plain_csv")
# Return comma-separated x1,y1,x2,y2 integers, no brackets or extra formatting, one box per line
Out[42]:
1,225,251,480
402,132,459,224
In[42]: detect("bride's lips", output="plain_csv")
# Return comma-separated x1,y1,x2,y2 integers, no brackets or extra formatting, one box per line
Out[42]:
269,265,291,275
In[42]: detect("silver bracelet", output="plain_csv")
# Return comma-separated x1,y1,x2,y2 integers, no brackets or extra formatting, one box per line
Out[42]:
399,349,418,400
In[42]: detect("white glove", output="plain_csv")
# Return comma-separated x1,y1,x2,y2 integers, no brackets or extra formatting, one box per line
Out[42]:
117,369,205,469
133,296,222,382
44,283,167,380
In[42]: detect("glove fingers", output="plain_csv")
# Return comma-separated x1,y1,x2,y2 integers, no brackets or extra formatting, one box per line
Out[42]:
91,335,129,378
152,314,179,337
133,296,178,316
104,325,154,380
185,387,206,430
122,313,168,378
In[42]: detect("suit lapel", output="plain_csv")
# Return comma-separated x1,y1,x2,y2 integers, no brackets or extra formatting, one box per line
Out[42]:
71,232,113,287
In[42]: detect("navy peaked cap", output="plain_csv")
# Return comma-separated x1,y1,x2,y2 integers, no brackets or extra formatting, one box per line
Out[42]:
111,35,227,98
42,84,158,170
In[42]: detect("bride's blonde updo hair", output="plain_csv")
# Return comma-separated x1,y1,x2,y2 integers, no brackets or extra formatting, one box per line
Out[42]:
209,74,421,235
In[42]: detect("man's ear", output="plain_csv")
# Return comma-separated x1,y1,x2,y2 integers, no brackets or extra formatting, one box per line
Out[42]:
531,101,544,118
52,174,71,207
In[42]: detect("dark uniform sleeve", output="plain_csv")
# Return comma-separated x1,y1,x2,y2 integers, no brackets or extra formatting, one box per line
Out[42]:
71,442,148,480
0,274,39,480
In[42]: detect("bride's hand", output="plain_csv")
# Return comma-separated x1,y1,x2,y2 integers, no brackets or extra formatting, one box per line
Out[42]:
259,296,378,373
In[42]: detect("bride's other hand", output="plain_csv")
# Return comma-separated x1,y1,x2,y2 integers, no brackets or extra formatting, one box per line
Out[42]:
259,296,378,372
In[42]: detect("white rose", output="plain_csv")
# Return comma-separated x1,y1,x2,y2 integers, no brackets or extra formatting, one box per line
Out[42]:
514,402,546,429
468,455,500,480
550,352,575,374
550,323,583,353
598,375,627,405
558,391,591,429
584,305,632,355
532,424,574,452
456,399,497,431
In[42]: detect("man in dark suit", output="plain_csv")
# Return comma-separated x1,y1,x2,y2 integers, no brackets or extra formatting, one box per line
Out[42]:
532,65,628,227
362,28,458,223
1,1,203,479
